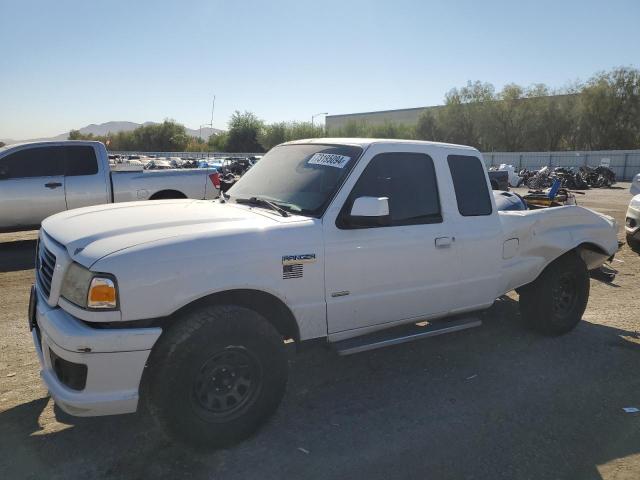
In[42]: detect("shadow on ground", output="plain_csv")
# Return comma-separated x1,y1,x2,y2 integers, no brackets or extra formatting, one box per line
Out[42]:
0,239,37,272
1,297,639,480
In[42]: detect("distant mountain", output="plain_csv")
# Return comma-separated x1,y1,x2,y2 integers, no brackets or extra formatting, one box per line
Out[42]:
1,121,224,145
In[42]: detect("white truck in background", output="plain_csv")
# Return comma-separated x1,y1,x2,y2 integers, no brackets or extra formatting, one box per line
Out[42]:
626,173,640,252
29,138,618,449
0,141,220,232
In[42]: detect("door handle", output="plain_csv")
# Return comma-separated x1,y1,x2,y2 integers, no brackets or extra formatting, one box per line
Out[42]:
435,236,454,248
45,182,62,189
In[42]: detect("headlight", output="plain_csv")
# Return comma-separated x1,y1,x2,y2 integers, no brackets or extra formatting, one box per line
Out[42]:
630,195,640,209
60,262,118,310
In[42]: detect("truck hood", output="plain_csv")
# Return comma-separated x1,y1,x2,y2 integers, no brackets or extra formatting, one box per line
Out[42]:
42,199,302,267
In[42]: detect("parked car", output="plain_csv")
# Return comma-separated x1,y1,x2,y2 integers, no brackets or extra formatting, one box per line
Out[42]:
626,174,640,252
144,159,172,170
0,141,220,232
29,138,617,448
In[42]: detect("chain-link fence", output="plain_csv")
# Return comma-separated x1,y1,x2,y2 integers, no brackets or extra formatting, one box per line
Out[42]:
482,150,640,181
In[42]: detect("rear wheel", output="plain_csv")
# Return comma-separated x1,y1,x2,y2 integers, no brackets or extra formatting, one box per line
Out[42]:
518,252,589,335
144,305,288,448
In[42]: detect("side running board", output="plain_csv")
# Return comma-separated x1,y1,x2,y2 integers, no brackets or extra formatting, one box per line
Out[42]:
331,316,482,356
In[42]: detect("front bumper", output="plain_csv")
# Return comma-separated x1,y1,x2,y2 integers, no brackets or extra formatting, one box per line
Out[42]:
32,287,162,417
626,203,640,238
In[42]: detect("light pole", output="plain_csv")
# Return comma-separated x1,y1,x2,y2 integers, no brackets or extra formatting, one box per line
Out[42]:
311,112,328,128
200,95,217,137
200,95,216,155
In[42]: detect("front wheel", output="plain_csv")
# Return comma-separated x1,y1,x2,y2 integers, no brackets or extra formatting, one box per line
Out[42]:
627,233,640,254
518,252,589,336
143,305,288,448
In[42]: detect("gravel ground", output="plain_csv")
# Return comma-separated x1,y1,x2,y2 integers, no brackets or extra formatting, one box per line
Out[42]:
1,185,639,480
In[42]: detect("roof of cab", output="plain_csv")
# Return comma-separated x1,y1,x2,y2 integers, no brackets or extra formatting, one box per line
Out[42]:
0,140,104,152
281,137,479,151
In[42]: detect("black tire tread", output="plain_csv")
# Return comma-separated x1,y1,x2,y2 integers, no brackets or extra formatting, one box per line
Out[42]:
627,234,640,254
518,251,589,336
143,304,288,448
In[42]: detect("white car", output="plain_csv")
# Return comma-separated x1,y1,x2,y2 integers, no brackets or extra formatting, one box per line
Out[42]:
626,173,640,252
29,138,618,448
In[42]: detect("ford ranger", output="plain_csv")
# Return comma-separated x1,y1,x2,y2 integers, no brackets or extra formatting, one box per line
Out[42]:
28,138,618,448
0,141,220,232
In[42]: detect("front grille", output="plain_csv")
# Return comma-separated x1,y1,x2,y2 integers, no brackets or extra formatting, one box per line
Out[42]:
36,243,56,298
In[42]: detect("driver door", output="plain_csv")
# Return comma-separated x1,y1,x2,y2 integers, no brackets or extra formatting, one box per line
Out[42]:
323,147,462,337
0,146,66,230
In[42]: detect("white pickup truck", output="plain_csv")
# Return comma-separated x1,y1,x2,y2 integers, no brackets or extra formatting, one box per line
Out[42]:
0,141,220,232
29,138,618,448
626,173,640,252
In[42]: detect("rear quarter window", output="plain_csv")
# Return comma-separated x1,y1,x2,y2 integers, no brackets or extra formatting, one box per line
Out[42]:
447,154,492,216
65,146,98,176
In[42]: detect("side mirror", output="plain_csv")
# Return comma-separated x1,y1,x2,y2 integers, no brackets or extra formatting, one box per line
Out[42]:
346,196,390,228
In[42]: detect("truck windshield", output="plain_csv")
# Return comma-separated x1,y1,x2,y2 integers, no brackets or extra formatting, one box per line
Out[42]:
227,144,363,217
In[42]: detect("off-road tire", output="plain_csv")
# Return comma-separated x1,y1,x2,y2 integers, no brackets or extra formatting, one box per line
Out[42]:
627,233,640,254
143,305,288,449
518,251,589,336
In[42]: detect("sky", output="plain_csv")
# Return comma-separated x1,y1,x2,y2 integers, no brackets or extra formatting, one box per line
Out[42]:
1,0,639,140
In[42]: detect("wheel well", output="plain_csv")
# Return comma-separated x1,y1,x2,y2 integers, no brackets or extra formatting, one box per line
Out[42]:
149,189,187,200
172,289,300,344
516,244,606,294
575,242,608,256
574,242,612,270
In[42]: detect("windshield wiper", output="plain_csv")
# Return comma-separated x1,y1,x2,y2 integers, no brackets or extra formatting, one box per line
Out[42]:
234,196,290,217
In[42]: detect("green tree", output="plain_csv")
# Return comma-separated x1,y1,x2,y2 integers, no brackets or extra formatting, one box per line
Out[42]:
225,111,264,152
259,122,287,150
208,132,228,151
415,111,442,141
68,130,80,140
483,83,531,151
284,121,324,142
578,67,640,150
437,81,494,149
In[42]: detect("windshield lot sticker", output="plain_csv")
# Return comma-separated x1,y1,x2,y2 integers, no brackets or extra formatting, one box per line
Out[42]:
282,254,316,265
307,153,351,168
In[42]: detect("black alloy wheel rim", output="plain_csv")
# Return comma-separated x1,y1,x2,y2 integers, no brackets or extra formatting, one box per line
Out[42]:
192,346,262,420
551,272,578,317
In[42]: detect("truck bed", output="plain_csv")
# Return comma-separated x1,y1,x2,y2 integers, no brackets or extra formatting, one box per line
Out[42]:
110,167,219,202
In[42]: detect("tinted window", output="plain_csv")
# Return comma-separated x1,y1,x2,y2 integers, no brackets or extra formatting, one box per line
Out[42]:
0,147,65,179
65,146,98,176
447,155,492,216
345,152,441,227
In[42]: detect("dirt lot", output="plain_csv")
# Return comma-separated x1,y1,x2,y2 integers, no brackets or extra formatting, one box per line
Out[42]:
1,186,639,480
